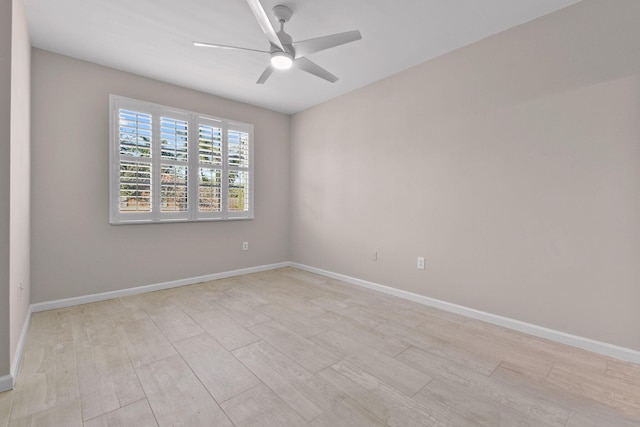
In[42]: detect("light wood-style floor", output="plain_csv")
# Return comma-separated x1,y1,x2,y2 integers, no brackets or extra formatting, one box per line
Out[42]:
1,267,639,426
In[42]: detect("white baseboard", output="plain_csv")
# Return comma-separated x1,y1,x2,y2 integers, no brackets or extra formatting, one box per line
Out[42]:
23,260,640,365
31,262,290,313
0,375,13,393
9,305,32,387
0,305,33,392
292,263,640,364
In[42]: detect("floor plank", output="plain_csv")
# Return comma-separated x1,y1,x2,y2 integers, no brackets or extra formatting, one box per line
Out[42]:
312,329,431,396
232,340,344,421
190,308,259,351
314,312,408,357
606,359,640,386
8,400,82,427
546,362,640,419
220,384,309,427
0,390,14,427
396,346,571,426
75,343,121,421
311,299,385,329
10,341,79,421
415,378,554,426
254,303,329,338
491,365,640,427
249,321,341,373
119,319,176,369
310,397,385,427
83,399,157,427
452,321,556,380
209,296,270,328
566,410,640,427
319,361,458,427
374,320,500,374
135,355,232,427
174,332,260,403
146,305,204,343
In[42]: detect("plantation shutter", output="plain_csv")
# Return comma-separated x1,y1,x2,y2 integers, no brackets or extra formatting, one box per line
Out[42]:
226,122,252,218
111,100,155,223
158,113,189,218
197,117,224,218
110,95,253,224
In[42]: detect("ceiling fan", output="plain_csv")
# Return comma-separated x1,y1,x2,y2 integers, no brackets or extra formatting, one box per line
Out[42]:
194,0,362,84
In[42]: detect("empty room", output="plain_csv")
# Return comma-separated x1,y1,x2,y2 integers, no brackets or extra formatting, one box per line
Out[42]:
1,0,640,425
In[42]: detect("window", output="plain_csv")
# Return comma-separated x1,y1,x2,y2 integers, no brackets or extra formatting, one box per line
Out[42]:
109,95,253,224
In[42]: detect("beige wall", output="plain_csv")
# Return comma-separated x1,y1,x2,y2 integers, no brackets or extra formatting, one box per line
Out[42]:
0,0,12,378
291,0,640,351
0,0,31,382
31,49,291,303
10,0,31,370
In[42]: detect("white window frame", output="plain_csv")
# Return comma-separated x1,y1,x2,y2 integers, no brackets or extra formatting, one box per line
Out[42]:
109,95,254,224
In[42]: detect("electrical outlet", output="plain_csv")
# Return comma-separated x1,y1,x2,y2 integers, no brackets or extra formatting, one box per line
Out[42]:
417,257,425,270
242,242,249,251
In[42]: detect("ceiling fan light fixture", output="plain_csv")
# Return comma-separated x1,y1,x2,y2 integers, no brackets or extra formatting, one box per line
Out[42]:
270,51,293,69
195,1,362,83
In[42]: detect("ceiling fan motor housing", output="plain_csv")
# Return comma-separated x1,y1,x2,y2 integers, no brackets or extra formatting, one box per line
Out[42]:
273,5,293,23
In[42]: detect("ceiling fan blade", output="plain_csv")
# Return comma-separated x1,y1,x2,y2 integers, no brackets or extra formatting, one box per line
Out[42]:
293,30,362,58
246,0,285,52
256,65,275,84
193,42,269,54
294,57,338,83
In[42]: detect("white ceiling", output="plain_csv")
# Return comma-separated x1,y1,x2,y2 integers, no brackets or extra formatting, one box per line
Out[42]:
25,0,582,114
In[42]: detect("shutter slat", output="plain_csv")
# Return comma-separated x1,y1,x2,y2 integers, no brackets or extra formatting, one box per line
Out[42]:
119,160,152,212
198,167,222,212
